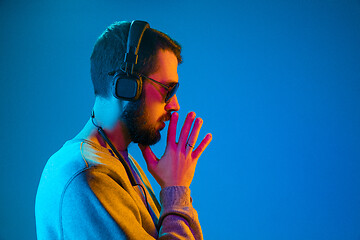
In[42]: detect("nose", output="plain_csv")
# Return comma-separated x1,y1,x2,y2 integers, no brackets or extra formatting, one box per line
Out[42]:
165,94,180,112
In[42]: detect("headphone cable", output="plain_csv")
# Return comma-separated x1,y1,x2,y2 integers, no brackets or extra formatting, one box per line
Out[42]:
91,111,150,212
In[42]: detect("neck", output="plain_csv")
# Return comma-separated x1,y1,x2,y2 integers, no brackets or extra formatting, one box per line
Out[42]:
96,120,131,151
74,97,131,151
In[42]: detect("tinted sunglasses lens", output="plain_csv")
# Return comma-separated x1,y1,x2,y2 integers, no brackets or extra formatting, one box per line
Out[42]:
165,83,179,102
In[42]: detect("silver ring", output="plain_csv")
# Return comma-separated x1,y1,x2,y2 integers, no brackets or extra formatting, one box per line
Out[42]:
187,143,194,148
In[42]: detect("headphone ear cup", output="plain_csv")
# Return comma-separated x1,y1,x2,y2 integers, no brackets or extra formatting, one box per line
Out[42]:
112,73,142,101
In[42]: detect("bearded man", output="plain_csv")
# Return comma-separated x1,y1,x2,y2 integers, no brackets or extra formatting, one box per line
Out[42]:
35,20,212,240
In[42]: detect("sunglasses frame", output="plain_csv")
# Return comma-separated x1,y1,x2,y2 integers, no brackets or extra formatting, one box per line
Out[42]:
137,72,179,102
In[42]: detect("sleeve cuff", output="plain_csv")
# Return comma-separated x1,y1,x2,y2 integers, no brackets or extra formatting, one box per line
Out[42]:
160,186,191,208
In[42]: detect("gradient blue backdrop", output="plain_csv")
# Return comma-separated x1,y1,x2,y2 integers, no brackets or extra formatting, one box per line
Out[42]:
1,0,359,239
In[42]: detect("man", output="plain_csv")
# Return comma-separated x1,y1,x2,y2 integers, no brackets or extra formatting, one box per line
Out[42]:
35,20,212,239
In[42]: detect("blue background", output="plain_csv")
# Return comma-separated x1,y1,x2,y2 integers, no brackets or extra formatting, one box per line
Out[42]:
1,0,359,239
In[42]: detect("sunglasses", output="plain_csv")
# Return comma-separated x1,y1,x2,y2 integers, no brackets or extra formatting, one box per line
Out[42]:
137,72,179,102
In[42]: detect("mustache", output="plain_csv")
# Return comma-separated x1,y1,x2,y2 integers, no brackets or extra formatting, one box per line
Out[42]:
159,112,172,122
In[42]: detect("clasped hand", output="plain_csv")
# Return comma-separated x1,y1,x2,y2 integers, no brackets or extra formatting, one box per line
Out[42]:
139,112,212,188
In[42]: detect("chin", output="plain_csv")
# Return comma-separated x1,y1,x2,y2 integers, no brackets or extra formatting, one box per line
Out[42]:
148,131,161,146
132,128,161,146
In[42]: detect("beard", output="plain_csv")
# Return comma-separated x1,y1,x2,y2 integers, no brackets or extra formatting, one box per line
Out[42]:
121,97,169,146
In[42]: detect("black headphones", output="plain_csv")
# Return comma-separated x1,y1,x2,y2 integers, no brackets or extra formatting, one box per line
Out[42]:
112,20,150,101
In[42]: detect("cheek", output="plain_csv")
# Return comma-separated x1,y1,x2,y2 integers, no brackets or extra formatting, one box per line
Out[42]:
143,83,163,102
142,86,165,122
145,102,164,121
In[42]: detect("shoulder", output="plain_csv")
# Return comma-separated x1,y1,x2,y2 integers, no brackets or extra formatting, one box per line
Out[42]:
36,139,134,237
37,139,135,208
38,138,132,192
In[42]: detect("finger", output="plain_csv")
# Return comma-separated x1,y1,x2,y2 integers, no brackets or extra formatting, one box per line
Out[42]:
138,144,158,170
178,112,196,148
186,117,203,151
167,112,179,145
192,133,213,160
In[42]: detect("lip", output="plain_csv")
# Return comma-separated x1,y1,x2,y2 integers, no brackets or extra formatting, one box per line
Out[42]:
159,122,166,130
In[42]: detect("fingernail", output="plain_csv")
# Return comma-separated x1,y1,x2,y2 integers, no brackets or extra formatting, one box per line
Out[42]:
172,112,178,118
188,111,196,118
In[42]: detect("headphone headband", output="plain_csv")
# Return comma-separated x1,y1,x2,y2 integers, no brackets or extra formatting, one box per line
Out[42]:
124,20,150,75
